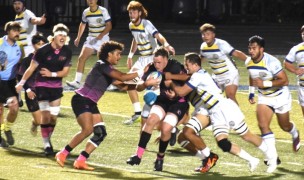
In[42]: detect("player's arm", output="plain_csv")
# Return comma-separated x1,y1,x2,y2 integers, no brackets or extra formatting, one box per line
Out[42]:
164,72,189,81
231,49,247,61
154,33,175,55
168,81,193,97
30,14,46,25
74,23,86,47
127,38,138,69
96,21,112,40
39,66,70,78
110,69,141,82
284,60,304,76
252,70,289,88
248,77,255,104
15,60,38,93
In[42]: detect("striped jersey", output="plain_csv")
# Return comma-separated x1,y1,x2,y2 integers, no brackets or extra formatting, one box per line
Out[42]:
245,52,284,97
129,19,158,56
81,6,111,37
14,9,37,47
186,69,223,111
285,42,304,86
200,38,237,77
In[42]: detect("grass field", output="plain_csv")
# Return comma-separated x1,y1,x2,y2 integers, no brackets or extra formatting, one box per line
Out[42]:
0,55,304,180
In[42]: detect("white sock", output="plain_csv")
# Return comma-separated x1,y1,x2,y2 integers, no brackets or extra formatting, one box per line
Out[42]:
289,122,298,139
133,102,141,113
262,133,278,159
43,137,51,148
195,151,204,159
238,149,255,162
258,140,268,153
171,127,176,133
75,72,83,83
201,147,211,158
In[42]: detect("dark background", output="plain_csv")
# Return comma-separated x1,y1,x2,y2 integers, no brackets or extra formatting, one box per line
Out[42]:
1,0,304,55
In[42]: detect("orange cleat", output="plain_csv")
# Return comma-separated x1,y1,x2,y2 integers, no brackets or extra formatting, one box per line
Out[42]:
55,151,67,167
195,152,219,173
73,160,94,171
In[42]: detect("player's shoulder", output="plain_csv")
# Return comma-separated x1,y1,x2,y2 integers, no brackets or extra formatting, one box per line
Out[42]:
98,6,108,12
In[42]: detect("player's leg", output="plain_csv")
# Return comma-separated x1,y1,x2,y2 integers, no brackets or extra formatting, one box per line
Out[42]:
25,92,41,136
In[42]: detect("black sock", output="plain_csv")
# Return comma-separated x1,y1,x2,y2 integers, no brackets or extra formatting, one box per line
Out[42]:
80,151,90,158
65,145,73,152
135,111,141,115
138,131,151,149
157,153,165,160
159,140,169,154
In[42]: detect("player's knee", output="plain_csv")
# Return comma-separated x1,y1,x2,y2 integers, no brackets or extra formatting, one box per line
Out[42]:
177,132,190,148
217,138,232,152
89,125,107,146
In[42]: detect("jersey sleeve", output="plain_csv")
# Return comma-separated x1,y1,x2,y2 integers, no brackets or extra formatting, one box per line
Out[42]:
63,49,72,67
269,58,283,75
32,48,43,65
102,7,111,22
218,39,234,55
285,46,297,63
144,20,158,37
26,10,36,23
81,10,87,24
186,72,200,90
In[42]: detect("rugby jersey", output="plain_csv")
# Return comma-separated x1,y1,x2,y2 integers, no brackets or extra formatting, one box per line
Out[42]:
200,38,237,77
285,42,304,86
129,19,158,56
81,6,111,37
15,9,37,47
245,52,284,97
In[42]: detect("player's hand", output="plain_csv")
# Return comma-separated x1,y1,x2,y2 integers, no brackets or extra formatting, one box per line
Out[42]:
164,72,173,80
248,93,255,104
27,91,36,100
40,68,51,77
74,38,80,47
251,78,264,88
15,84,23,94
166,45,175,56
295,68,304,76
39,14,46,24
165,89,176,99
127,58,133,69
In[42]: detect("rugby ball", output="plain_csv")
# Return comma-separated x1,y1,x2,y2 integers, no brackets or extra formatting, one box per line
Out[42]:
0,51,7,65
144,90,157,106
146,71,162,90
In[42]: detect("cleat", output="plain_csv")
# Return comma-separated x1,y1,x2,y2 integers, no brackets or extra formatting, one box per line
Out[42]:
154,159,163,171
249,158,260,172
73,160,94,171
18,100,23,107
124,114,141,125
195,152,219,173
55,151,67,167
169,128,179,146
4,130,14,145
266,157,277,173
106,84,119,91
44,146,54,156
127,155,141,165
30,123,38,136
292,131,301,152
0,137,8,148
66,80,81,89
264,157,281,166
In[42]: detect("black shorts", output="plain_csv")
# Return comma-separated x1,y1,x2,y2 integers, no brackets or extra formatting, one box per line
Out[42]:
36,87,63,102
154,97,189,121
72,93,100,118
24,90,39,112
0,79,18,103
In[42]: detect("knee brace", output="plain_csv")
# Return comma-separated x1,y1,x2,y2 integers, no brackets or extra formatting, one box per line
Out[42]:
217,138,232,152
50,106,60,116
89,124,107,147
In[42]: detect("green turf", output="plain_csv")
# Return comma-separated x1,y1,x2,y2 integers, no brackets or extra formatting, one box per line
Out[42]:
0,55,303,179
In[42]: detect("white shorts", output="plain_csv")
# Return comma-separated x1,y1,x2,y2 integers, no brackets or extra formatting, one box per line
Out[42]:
297,86,304,107
24,45,34,57
258,87,291,114
213,71,239,92
130,55,154,73
191,106,209,117
141,103,152,119
210,98,247,137
83,36,110,52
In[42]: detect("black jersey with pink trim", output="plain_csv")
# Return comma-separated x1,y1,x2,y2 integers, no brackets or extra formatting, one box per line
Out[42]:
33,43,72,88
76,60,114,103
18,53,37,90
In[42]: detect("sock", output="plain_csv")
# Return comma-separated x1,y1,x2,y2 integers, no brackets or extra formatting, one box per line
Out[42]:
201,147,211,158
62,145,73,156
171,127,176,133
133,102,141,113
136,147,145,159
159,140,169,154
238,149,255,162
138,131,151,149
262,132,277,159
3,121,13,131
258,140,268,153
157,153,165,160
48,124,56,138
41,124,51,148
77,151,90,161
289,122,299,139
75,72,83,83
195,151,204,159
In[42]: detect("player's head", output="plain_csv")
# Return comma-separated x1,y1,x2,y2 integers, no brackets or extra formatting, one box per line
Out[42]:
48,23,70,46
127,1,148,23
32,32,47,51
184,52,201,74
99,41,124,65
248,35,265,61
13,0,26,14
199,23,216,45
4,21,21,42
301,25,304,41
86,0,98,7
153,47,169,71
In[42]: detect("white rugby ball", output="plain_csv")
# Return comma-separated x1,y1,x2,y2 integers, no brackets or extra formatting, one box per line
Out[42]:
146,71,162,90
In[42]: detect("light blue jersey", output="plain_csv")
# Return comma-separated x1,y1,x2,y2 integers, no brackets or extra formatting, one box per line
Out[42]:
0,35,24,80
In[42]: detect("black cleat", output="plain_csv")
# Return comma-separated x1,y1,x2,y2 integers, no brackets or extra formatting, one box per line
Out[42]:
126,155,141,165
44,146,54,156
169,128,179,146
18,100,24,107
0,137,8,148
264,157,281,166
4,130,14,146
154,159,163,171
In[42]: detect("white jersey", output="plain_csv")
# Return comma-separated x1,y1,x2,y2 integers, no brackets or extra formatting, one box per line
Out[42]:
186,69,223,111
285,42,304,86
200,38,238,78
245,52,285,97
81,6,111,38
129,19,158,56
15,9,37,48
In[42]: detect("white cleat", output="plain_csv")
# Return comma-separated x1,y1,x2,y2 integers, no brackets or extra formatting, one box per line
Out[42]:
249,158,260,172
66,80,81,89
266,157,277,173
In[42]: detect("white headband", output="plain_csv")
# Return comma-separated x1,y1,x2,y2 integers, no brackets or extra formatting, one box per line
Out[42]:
53,31,67,37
